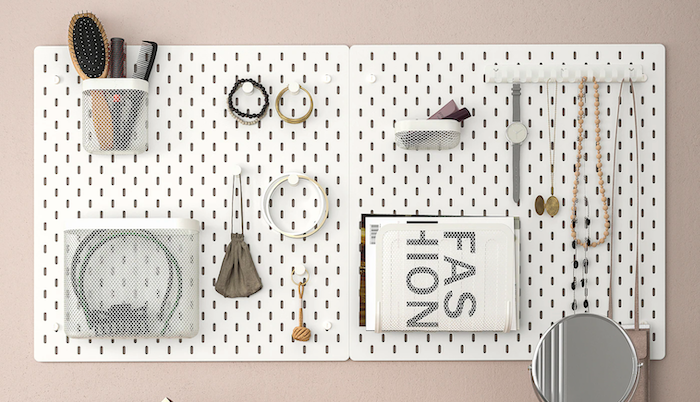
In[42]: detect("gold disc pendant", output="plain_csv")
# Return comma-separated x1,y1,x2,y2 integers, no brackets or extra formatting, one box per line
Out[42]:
535,195,545,215
545,195,560,217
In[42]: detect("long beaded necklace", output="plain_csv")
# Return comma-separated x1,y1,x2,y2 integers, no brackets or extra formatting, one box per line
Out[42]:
570,76,610,311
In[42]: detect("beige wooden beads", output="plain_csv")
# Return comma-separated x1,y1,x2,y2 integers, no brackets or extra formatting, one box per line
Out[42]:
571,77,610,249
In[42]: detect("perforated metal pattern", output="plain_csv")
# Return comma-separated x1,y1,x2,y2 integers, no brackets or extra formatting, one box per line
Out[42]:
64,227,199,338
348,45,665,361
82,86,148,154
395,128,461,150
35,45,349,361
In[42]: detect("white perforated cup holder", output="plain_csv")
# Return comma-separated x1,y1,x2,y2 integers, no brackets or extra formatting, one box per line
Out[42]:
82,78,149,155
394,119,462,150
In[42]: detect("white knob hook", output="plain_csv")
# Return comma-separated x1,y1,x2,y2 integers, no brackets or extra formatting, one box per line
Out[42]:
241,82,255,96
561,67,570,82
493,67,502,83
295,264,307,276
367,74,377,83
599,67,608,82
323,74,332,84
232,164,242,176
288,81,301,95
288,173,300,186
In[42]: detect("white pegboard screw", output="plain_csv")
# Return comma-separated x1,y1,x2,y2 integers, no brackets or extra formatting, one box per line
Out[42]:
323,321,332,331
323,74,332,84
232,164,242,176
242,81,254,95
53,75,61,85
288,81,301,95
295,264,307,275
53,322,60,332
367,74,376,83
288,173,300,186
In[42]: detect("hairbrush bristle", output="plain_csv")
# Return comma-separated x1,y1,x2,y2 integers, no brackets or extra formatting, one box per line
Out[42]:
68,12,110,80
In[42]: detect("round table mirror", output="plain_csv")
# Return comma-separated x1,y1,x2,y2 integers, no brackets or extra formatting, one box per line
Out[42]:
530,313,640,402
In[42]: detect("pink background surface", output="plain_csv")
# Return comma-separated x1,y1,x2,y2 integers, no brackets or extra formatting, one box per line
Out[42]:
2,0,699,400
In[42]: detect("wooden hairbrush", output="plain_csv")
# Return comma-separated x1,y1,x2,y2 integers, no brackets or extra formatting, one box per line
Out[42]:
69,12,112,149
68,12,110,79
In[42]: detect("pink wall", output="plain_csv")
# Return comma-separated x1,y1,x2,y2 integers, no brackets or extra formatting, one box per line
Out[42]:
2,0,698,400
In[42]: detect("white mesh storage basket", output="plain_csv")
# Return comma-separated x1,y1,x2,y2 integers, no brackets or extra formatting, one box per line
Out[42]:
375,223,518,333
64,219,199,338
394,119,462,150
82,78,148,154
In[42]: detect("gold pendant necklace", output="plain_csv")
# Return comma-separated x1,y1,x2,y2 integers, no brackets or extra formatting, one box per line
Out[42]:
536,78,560,216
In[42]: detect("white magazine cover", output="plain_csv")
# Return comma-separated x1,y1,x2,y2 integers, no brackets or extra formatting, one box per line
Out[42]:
374,220,519,332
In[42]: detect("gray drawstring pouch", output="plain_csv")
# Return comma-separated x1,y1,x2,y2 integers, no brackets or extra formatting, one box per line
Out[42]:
214,172,262,298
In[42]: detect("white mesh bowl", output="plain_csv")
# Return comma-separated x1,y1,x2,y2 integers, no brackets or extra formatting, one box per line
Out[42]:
394,119,462,150
64,219,199,338
82,78,148,155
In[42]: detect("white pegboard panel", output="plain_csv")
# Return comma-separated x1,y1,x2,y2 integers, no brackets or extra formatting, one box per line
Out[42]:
34,45,349,361
348,45,665,361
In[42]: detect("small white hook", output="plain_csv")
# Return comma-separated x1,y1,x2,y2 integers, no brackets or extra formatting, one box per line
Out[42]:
288,173,300,186
232,165,242,176
288,81,301,95
241,82,254,95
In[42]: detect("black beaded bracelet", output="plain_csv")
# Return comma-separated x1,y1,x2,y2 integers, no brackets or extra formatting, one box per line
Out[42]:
227,78,270,120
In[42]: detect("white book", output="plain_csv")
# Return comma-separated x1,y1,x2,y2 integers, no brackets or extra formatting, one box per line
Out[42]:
365,217,519,333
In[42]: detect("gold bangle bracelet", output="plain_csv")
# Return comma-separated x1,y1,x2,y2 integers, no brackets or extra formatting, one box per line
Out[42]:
275,85,314,124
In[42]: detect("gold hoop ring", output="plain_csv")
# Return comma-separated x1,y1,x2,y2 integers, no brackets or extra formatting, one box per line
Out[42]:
275,86,314,124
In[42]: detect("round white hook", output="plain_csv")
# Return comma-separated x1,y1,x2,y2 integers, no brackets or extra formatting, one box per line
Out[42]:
323,74,332,84
288,81,301,95
232,164,242,176
295,264,307,276
53,75,61,85
323,321,332,331
367,74,377,83
53,322,60,332
288,173,300,186
241,82,254,95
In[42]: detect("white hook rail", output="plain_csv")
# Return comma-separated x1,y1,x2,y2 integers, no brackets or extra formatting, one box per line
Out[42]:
485,64,647,83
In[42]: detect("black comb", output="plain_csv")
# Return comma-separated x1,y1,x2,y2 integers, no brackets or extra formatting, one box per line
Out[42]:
133,41,158,81
68,12,110,79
